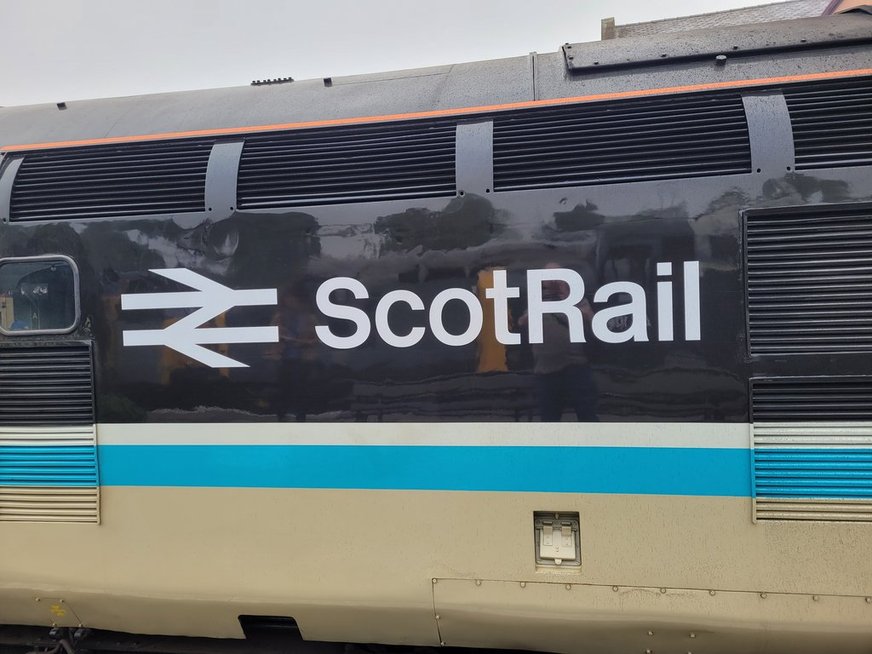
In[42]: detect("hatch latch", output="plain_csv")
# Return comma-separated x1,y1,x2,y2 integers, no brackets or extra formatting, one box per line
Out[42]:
534,512,581,567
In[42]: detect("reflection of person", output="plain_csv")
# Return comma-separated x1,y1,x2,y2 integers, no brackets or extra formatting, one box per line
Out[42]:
272,285,318,422
519,264,598,422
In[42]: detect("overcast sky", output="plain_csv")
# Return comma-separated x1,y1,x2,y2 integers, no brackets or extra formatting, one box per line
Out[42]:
1,0,771,107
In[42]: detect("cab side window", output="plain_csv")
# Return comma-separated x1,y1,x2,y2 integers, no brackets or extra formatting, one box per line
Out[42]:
0,257,79,334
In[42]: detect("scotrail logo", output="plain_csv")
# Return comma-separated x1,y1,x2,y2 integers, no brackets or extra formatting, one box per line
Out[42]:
121,269,278,368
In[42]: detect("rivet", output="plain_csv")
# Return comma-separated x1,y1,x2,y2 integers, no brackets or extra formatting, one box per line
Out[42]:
432,578,438,584
35,598,41,602
59,599,64,604
813,595,820,602
435,614,440,620
475,579,482,586
440,642,445,647
565,584,571,590
760,593,768,599
660,588,667,594
520,582,526,588
690,633,696,638
645,650,652,654
613,586,619,592
648,631,654,636
709,590,716,596
866,597,872,604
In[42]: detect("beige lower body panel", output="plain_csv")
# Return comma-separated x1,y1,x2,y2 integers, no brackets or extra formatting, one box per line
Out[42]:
1,487,871,651
434,579,872,654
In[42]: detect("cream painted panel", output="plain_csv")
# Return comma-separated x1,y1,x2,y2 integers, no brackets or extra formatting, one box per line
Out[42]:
1,488,870,641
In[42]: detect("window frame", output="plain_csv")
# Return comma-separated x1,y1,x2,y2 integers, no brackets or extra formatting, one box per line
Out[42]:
0,254,81,336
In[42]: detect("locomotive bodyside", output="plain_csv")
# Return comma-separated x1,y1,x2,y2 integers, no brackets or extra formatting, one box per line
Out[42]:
1,13,872,654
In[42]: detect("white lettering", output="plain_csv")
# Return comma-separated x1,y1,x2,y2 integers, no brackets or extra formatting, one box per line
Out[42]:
429,288,483,347
312,261,703,349
526,268,586,344
684,261,701,341
484,270,521,345
375,290,426,348
315,277,371,350
591,281,649,343
656,262,674,342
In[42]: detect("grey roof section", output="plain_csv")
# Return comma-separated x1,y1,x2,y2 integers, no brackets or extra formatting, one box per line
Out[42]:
608,0,831,38
0,12,869,152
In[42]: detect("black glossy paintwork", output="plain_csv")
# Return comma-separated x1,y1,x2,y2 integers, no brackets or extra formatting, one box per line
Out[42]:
2,159,871,424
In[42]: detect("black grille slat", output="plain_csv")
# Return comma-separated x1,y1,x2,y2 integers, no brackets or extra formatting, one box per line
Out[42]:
492,92,750,191
746,206,872,356
0,346,94,425
752,378,872,422
10,140,214,222
785,77,872,170
237,119,457,209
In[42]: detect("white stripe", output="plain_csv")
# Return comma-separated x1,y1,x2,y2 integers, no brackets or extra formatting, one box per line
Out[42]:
96,422,751,448
753,422,872,449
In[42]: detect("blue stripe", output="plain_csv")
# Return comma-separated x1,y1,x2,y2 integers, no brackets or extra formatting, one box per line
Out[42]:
0,445,98,487
68,444,757,496
754,448,872,499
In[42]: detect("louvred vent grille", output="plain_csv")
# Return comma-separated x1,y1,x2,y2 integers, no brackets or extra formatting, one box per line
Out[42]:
784,76,872,170
9,139,214,221
752,377,872,422
236,119,457,209
0,345,94,425
746,204,872,355
492,91,751,191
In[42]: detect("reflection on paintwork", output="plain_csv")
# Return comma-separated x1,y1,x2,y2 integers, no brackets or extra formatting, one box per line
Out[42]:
3,168,871,424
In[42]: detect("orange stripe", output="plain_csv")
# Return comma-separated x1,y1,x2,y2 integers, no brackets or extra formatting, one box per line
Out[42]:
3,67,871,153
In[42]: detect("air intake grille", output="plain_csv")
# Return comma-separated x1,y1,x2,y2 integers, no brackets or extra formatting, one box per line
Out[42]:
752,376,872,522
492,92,751,191
0,344,94,425
752,376,872,422
746,204,872,355
784,76,872,170
9,139,214,221
237,119,457,208
0,425,99,523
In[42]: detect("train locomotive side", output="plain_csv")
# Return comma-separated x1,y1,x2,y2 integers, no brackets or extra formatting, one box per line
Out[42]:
1,11,872,654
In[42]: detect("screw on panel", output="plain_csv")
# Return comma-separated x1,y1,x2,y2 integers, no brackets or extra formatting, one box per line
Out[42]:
709,590,716,596
565,584,572,590
435,615,440,620
520,582,526,588
760,593,768,599
660,588,667,594
689,633,696,638
475,579,482,586
866,597,872,604
813,595,820,602
432,578,438,584
645,650,652,654
648,631,654,636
